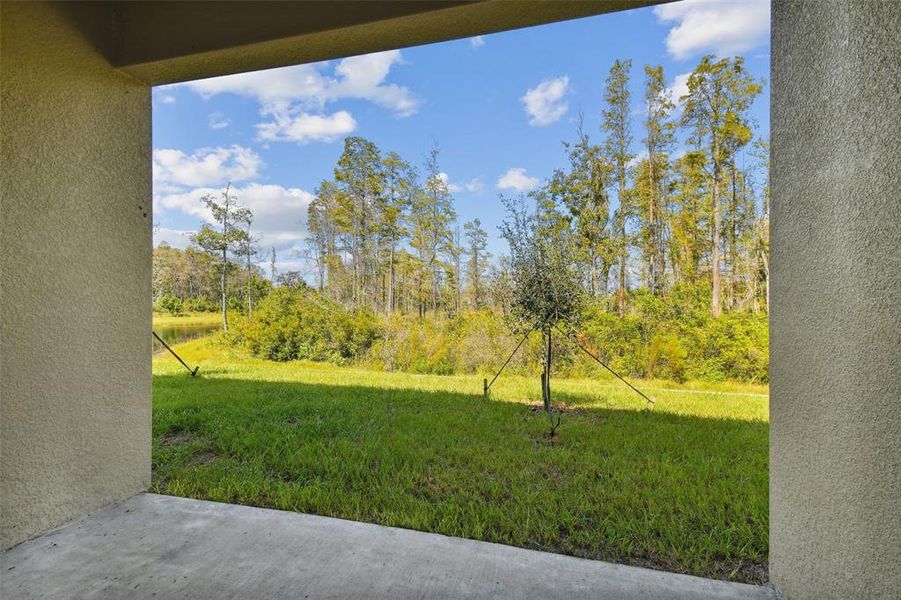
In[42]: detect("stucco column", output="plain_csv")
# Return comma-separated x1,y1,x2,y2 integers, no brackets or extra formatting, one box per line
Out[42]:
1,2,152,549
770,1,901,598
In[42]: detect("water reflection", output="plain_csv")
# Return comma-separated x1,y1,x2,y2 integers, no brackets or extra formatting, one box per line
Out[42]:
152,323,219,353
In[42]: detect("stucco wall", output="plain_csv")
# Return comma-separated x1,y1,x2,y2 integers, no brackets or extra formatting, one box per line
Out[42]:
770,1,901,598
1,2,151,549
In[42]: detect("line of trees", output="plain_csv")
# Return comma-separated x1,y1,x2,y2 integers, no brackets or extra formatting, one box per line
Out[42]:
306,141,492,316
303,54,767,319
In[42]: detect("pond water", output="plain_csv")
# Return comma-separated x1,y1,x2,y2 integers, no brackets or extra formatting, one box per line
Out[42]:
152,323,220,353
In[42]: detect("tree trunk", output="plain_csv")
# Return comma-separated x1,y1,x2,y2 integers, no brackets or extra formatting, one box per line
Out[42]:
221,234,228,332
617,178,628,316
246,249,253,319
648,144,659,294
711,161,722,317
542,328,555,434
588,247,597,297
617,245,627,316
388,243,395,313
729,159,738,311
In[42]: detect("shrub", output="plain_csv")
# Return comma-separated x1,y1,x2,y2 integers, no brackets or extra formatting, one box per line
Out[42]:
233,283,768,384
237,288,378,364
155,294,183,316
688,312,769,383
184,297,216,313
578,285,768,383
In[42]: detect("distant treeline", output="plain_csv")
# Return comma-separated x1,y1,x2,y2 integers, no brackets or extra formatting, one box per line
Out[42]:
302,55,768,318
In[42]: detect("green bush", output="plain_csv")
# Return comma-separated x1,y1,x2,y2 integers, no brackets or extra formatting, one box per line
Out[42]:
688,312,769,383
370,310,534,376
237,288,378,364
578,284,768,383
233,282,768,384
184,297,216,313
154,294,183,316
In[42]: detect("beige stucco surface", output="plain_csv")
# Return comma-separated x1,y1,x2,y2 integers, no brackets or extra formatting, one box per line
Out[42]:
770,1,901,598
1,1,152,549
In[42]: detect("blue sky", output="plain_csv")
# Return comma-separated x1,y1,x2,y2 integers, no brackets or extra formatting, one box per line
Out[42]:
152,0,770,276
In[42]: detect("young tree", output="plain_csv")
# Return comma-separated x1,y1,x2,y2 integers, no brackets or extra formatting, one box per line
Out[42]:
500,193,582,435
602,59,634,315
235,210,260,318
450,226,463,314
190,183,250,330
751,139,770,313
463,219,491,308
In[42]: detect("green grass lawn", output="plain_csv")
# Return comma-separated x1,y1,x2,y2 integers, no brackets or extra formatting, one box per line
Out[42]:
152,311,223,328
152,337,769,584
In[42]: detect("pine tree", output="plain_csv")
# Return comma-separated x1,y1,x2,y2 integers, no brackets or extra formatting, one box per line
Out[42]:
550,119,614,300
638,65,675,294
380,151,416,313
602,59,634,315
409,146,456,316
334,137,384,309
681,55,762,316
463,219,491,308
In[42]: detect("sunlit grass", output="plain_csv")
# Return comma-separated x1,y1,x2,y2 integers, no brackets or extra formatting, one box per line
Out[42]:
152,311,222,328
153,337,769,583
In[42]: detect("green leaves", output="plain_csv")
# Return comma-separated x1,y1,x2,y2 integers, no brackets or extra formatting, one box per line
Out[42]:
238,287,379,363
500,194,583,334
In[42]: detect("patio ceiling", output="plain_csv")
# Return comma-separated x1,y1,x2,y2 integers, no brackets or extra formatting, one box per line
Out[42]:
90,0,664,84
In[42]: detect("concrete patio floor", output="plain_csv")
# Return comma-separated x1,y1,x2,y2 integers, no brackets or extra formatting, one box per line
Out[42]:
1,494,776,599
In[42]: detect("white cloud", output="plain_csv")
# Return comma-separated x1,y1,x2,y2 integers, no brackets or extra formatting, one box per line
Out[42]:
437,172,460,193
470,36,485,48
438,173,484,194
667,72,692,106
182,63,324,108
208,111,230,130
497,168,539,192
157,183,314,253
654,0,770,60
153,227,193,249
257,110,357,144
330,51,419,117
521,76,570,126
173,50,417,144
464,177,484,193
158,94,176,105
153,146,262,188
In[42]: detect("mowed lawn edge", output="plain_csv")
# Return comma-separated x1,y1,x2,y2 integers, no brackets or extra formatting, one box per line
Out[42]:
152,338,769,584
